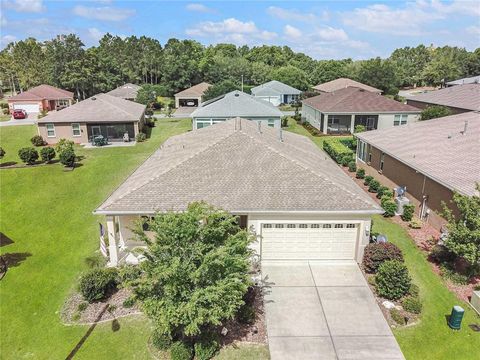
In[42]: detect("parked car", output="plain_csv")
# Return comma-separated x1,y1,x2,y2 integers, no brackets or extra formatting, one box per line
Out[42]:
12,109,27,119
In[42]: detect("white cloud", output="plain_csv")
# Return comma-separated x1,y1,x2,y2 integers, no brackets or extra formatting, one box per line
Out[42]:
267,6,317,22
186,18,277,45
429,0,480,16
466,25,480,35
317,26,349,42
4,0,45,13
1,35,17,48
88,27,105,41
284,25,302,39
73,5,135,21
186,3,215,13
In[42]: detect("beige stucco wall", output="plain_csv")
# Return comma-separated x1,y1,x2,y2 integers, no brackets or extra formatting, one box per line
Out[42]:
376,113,420,130
38,122,88,144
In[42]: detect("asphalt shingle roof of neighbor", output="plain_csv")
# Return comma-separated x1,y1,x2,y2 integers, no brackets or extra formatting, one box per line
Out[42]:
37,93,146,124
96,118,382,214
251,80,302,96
356,111,480,196
406,84,480,111
312,78,382,94
8,84,74,101
303,87,421,113
106,83,141,99
191,90,284,118
175,82,211,97
446,75,480,86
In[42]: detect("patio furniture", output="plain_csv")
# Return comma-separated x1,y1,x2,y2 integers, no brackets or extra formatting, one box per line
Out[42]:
91,135,108,146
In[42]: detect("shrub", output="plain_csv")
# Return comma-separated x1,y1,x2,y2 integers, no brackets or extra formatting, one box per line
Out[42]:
356,168,365,179
123,296,136,308
368,179,380,193
375,260,411,300
84,253,107,268
281,116,289,127
382,197,397,217
194,332,220,360
77,302,88,312
0,147,5,159
118,265,142,285
402,296,422,314
59,148,76,167
170,341,193,360
390,308,406,325
401,204,415,222
429,245,456,264
420,105,451,121
348,161,356,172
409,218,422,229
152,328,172,350
136,132,147,142
364,175,374,186
341,154,353,167
237,303,256,324
40,147,55,162
78,268,118,303
376,186,389,199
409,283,420,297
363,243,404,273
322,138,354,163
354,124,366,133
440,265,469,285
55,138,74,154
30,135,46,146
18,147,39,165
367,275,376,286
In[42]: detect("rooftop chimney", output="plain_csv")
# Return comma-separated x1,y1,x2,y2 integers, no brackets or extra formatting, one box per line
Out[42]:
462,120,468,135
257,121,262,133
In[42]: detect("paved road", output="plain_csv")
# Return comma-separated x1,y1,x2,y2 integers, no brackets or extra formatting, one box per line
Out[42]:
262,260,404,360
0,119,37,127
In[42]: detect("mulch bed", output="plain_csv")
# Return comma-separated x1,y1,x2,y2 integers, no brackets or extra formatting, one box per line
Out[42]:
61,288,140,325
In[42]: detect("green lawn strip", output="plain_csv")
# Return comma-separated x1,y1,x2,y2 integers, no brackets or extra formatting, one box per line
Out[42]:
0,114,11,122
0,119,192,359
214,343,269,359
372,216,480,360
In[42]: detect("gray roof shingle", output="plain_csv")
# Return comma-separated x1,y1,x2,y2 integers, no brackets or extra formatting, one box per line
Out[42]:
356,112,480,196
96,118,381,214
406,84,480,111
106,83,141,99
251,80,301,96
175,82,211,97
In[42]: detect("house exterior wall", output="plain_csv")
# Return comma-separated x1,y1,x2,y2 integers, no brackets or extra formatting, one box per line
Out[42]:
38,122,88,144
9,98,73,114
406,100,470,115
376,113,420,130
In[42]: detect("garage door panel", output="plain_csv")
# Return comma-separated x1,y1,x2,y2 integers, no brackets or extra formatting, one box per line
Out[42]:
13,103,39,113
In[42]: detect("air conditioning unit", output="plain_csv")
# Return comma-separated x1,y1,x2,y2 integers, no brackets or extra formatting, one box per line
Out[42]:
472,291,480,315
395,196,410,216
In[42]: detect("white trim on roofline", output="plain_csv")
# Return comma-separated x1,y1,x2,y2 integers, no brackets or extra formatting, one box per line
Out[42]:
93,209,384,216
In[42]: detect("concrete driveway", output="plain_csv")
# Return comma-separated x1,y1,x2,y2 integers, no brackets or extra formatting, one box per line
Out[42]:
262,260,405,360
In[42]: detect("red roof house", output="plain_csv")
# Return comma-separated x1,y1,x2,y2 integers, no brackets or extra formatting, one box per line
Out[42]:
8,84,74,116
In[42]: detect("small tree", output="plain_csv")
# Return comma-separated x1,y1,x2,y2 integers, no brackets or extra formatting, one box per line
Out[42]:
59,148,76,167
354,124,366,133
18,147,39,165
401,204,415,222
55,138,74,154
420,105,452,121
375,260,411,300
0,147,5,159
356,168,365,179
40,147,55,163
30,135,46,146
443,184,480,266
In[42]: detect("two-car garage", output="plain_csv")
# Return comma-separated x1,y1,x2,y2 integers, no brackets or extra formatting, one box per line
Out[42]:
13,103,40,113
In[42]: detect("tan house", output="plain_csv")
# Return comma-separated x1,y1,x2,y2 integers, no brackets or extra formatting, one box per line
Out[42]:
355,112,480,229
37,93,146,145
313,78,382,94
8,84,73,116
106,83,141,101
174,82,211,108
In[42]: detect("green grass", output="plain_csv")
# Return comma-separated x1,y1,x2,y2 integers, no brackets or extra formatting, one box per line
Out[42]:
372,216,480,360
0,114,11,122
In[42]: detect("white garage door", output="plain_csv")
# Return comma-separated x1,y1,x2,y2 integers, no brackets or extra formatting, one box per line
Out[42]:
256,96,281,106
13,103,39,113
261,223,359,260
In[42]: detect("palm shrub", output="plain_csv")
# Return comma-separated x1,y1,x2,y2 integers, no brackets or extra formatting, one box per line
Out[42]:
170,341,193,360
348,161,356,172
30,135,46,146
78,268,118,302
18,147,39,165
59,148,76,167
356,168,365,179
375,260,411,300
363,243,404,273
40,147,55,163
401,204,415,222
368,179,380,193
364,175,374,186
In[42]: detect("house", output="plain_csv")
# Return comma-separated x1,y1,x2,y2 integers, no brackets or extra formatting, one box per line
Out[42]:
95,117,381,266
8,84,73,115
313,78,382,94
250,80,301,106
190,90,283,130
355,112,480,229
406,84,480,114
302,87,420,134
37,93,146,145
446,75,480,87
174,82,211,108
106,83,141,101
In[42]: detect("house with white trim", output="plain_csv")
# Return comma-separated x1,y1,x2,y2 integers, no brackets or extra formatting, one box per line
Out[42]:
251,80,301,106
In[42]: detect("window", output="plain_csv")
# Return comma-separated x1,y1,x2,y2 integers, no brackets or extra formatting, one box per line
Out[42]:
311,224,320,228
323,224,332,229
275,224,284,229
72,123,81,137
358,141,368,162
267,119,276,127
380,152,385,171
335,224,344,229
46,123,55,137
287,224,296,228
57,99,69,107
394,114,408,126
262,224,272,229
346,224,357,228
299,224,308,229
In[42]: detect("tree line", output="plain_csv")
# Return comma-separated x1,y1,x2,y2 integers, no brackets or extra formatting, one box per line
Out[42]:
1,34,479,99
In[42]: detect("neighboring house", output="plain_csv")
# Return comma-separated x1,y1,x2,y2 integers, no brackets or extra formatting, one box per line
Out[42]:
37,93,146,145
313,78,382,94
302,87,420,134
174,82,211,108
250,80,301,106
95,117,381,266
106,83,141,101
446,75,480,87
191,90,283,130
8,84,73,115
406,84,480,114
355,112,480,229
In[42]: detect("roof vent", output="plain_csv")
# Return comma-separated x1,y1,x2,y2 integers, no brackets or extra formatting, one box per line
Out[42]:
462,120,468,135
234,93,239,97
91,97,96,100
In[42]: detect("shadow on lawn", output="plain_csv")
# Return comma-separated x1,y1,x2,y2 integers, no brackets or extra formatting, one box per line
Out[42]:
0,232,14,247
2,252,32,268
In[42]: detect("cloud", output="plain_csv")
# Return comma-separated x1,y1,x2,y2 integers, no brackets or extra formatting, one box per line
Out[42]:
429,0,480,16
186,3,215,13
73,5,135,21
4,0,45,13
267,6,317,22
317,26,349,42
466,25,480,35
186,18,277,45
1,35,17,48
88,27,105,41
284,25,302,39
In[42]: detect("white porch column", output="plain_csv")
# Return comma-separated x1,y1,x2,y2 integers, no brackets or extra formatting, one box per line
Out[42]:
117,216,126,248
322,113,328,134
106,216,119,266
175,97,179,108
350,114,355,134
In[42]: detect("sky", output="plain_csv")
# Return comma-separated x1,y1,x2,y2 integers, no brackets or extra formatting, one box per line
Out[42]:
1,0,479,59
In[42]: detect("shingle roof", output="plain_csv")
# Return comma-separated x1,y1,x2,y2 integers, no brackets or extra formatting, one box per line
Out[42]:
251,80,301,96
191,90,283,118
303,87,420,113
37,93,146,124
406,84,480,111
96,118,381,214
313,78,382,94
446,75,480,86
356,112,480,196
8,84,73,101
106,83,141,100
175,82,211,97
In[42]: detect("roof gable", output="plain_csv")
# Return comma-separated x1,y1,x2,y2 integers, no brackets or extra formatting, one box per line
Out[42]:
251,80,302,96
175,82,211,97
313,78,382,94
9,84,74,101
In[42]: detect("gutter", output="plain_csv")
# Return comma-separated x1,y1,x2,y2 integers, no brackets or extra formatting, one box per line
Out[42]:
93,209,384,216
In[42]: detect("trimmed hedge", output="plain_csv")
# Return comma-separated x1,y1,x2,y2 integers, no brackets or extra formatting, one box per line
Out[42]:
363,243,404,273
368,179,380,193
375,260,411,300
59,148,76,167
356,168,365,179
401,204,415,222
376,186,389,199
30,135,46,146
364,175,374,186
18,147,39,165
78,268,118,302
323,138,354,164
